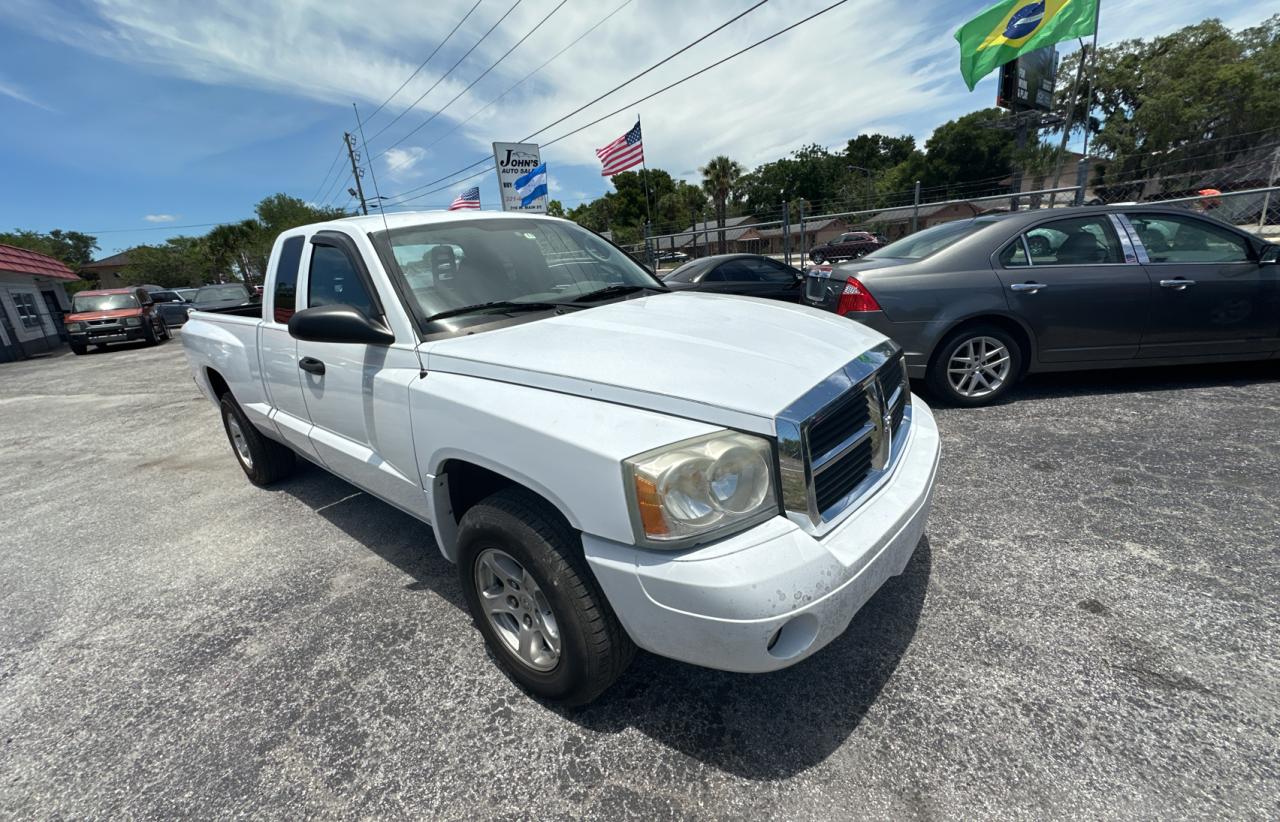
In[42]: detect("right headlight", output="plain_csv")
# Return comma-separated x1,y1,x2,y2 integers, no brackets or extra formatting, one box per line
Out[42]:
124,316,142,327
624,431,777,548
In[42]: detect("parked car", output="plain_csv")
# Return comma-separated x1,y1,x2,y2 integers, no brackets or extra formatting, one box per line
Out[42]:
192,283,253,312
174,287,200,302
656,250,689,264
662,254,806,302
182,211,940,705
63,287,171,354
146,289,194,327
802,205,1280,406
809,231,886,263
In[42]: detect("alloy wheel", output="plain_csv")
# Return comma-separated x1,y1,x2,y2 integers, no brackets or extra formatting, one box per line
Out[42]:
946,335,1012,399
227,416,254,469
474,548,561,672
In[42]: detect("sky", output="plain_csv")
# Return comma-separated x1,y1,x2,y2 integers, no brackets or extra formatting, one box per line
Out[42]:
0,0,1265,255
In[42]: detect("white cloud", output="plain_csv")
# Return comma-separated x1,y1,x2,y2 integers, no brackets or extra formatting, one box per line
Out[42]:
143,214,178,222
383,147,427,182
0,75,54,111
0,0,1259,204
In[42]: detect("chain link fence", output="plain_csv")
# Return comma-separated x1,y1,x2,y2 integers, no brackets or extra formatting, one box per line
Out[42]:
628,151,1280,270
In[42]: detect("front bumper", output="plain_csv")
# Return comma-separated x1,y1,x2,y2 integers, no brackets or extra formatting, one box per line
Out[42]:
584,398,941,673
69,325,147,345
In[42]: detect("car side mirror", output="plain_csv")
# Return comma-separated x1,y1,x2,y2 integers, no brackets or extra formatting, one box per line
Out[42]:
288,304,394,345
1261,244,1279,264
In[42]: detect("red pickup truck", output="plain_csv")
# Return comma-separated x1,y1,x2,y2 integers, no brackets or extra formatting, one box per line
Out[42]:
808,231,887,263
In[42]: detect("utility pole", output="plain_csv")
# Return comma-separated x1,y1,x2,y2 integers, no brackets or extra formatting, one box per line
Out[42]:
911,181,921,234
797,199,806,262
782,201,791,267
344,132,368,216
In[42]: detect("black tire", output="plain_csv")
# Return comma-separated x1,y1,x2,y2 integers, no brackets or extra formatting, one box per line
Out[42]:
142,319,158,346
458,488,634,706
70,343,87,355
811,251,825,263
218,394,295,485
159,319,171,341
926,324,1024,407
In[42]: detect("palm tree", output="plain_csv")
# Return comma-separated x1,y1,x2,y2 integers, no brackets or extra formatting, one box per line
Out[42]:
700,155,743,254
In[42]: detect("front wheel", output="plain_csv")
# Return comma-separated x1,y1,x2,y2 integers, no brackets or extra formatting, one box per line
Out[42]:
811,251,824,264
458,488,634,706
926,325,1023,407
70,343,87,355
159,319,171,341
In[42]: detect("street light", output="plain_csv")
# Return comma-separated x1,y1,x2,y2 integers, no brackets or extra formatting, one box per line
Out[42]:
847,165,874,219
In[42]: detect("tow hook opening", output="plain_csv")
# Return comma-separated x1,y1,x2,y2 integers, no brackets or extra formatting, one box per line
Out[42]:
765,613,819,659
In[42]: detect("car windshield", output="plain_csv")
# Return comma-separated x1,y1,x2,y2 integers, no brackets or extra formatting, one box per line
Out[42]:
864,219,993,260
379,218,662,320
196,285,248,303
151,291,179,302
73,293,138,312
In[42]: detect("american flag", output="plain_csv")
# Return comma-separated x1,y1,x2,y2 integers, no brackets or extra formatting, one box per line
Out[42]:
448,186,481,210
596,121,644,177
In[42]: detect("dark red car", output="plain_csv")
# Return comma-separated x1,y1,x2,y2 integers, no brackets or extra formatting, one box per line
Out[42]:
64,287,171,355
809,231,887,263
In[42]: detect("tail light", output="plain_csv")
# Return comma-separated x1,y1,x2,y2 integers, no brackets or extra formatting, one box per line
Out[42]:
835,277,881,315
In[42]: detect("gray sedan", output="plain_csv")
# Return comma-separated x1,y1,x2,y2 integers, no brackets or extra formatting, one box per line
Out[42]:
802,205,1280,405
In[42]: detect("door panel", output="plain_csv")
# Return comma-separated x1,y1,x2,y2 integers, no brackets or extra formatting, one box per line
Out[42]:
259,235,318,458
1123,212,1277,357
995,215,1150,362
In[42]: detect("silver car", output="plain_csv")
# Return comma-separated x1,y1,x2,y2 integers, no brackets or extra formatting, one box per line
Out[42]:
802,205,1280,406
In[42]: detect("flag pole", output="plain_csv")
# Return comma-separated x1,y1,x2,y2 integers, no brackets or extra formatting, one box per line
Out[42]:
1079,0,1102,159
636,115,656,268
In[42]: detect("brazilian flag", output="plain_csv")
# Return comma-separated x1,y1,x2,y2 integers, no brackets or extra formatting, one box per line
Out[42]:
955,0,1100,91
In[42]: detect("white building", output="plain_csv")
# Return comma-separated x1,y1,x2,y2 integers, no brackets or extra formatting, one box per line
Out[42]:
0,244,77,363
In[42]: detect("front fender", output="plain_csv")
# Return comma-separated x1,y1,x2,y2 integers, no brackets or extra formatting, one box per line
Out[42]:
410,372,721,559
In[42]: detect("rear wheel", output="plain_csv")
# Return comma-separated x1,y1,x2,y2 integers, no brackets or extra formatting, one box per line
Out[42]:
458,488,634,706
811,251,825,264
218,394,295,485
927,324,1023,407
70,343,87,355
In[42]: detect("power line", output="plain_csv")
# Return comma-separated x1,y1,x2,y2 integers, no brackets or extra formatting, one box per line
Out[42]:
416,0,636,158
366,0,525,145
359,0,483,128
310,139,348,203
370,0,568,162
386,0,848,207
384,0,773,205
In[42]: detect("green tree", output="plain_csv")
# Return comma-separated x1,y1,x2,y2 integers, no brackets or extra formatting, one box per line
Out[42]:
1055,16,1280,195
0,228,99,268
546,200,566,218
122,236,210,288
700,155,743,253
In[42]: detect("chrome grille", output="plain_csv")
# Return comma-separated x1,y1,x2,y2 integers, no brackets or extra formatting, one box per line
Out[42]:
776,343,911,531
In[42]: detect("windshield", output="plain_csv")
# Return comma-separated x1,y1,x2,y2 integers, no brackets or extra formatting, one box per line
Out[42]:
196,285,248,304
380,218,662,320
73,293,138,312
864,219,992,260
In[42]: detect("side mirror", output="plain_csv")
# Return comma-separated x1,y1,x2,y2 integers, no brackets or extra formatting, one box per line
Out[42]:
1261,244,1279,264
288,304,394,345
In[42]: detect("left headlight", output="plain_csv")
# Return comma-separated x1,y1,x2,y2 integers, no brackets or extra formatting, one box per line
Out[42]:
124,317,142,327
624,431,777,548
66,322,83,332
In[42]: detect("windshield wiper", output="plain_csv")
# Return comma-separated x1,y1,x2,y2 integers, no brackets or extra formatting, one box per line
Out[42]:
426,301,560,322
570,284,664,303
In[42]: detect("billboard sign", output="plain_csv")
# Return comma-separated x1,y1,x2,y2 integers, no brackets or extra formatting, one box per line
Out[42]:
997,46,1058,112
492,142,546,213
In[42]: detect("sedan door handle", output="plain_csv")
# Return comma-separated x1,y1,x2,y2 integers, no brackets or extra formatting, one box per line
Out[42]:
1159,278,1197,289
1009,282,1048,293
298,356,325,376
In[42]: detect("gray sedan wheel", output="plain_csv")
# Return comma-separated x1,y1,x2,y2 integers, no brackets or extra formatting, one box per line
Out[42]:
927,325,1023,407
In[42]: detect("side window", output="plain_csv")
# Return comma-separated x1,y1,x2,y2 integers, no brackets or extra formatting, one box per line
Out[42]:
273,236,305,323
702,266,729,283
308,244,377,317
746,259,796,283
1127,214,1250,263
138,289,153,305
1025,216,1124,265
999,239,1029,267
716,262,760,282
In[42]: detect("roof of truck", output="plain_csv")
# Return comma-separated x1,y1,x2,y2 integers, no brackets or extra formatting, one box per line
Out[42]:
331,209,559,233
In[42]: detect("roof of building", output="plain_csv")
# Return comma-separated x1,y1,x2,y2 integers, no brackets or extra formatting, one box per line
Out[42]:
753,217,846,239
79,250,134,271
669,215,758,247
0,243,78,281
865,202,983,223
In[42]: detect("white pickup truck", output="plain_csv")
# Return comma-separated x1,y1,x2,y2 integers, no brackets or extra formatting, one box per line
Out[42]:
182,211,941,705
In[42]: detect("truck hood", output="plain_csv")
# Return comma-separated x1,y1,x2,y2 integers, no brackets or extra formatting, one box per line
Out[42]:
65,308,142,322
420,292,887,435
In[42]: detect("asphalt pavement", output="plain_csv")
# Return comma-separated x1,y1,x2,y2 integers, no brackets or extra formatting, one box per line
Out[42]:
1,335,1277,819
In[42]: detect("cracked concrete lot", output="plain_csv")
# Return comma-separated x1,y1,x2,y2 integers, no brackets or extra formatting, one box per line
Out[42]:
1,335,1277,819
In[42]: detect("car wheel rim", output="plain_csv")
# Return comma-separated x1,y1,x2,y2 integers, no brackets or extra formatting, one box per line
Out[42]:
946,336,1012,398
474,548,561,672
227,416,254,469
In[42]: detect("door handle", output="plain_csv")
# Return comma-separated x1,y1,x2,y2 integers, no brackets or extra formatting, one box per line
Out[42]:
1009,282,1047,293
298,356,325,376
1159,278,1197,289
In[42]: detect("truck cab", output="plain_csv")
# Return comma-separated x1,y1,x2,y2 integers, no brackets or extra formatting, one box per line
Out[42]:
181,211,941,705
